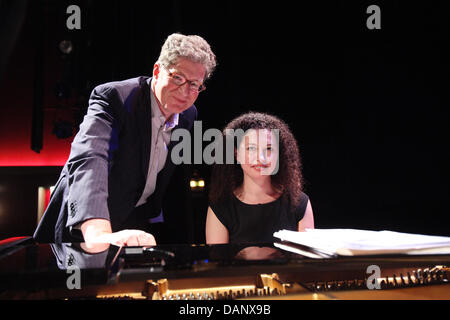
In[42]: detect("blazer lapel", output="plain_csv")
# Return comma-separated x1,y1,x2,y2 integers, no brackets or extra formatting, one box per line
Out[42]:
137,77,152,179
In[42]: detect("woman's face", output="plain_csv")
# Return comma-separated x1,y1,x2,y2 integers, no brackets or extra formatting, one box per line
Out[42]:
236,129,279,178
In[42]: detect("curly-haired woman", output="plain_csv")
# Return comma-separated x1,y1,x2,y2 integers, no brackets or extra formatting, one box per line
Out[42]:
206,112,314,244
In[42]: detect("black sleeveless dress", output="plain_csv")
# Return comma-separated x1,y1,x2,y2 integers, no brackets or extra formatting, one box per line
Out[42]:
210,192,309,244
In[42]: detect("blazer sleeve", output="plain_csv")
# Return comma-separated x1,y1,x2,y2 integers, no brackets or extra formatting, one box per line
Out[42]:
64,83,123,229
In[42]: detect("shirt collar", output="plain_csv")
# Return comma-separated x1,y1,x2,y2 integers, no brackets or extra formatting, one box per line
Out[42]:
149,78,179,131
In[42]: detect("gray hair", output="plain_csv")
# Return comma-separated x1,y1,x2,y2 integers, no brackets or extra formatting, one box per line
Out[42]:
157,33,217,80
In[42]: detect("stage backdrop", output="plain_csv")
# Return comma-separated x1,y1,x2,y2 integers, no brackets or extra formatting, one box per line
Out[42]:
0,1,448,240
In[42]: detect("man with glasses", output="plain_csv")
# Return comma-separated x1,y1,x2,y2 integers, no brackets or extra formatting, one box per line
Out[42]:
34,33,217,248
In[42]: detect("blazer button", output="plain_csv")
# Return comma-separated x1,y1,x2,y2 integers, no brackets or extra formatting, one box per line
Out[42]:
67,253,75,267
69,202,77,218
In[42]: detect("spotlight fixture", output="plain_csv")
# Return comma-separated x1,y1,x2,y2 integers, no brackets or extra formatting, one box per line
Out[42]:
190,178,205,190
59,40,73,54
190,170,205,192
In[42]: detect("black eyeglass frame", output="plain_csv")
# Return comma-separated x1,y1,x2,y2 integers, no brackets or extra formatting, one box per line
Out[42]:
165,67,207,93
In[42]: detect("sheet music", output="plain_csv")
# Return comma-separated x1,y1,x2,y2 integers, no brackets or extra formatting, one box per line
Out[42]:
273,229,450,256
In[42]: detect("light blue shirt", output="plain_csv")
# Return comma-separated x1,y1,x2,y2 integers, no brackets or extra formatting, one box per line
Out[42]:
136,79,179,207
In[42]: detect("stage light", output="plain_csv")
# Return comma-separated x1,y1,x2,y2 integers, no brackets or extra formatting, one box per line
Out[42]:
59,40,73,54
190,180,198,188
190,179,205,191
190,170,206,192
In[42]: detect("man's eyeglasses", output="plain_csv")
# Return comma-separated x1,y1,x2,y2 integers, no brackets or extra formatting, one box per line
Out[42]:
166,69,206,94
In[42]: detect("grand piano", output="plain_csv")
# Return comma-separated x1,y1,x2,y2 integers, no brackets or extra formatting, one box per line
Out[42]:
1,237,449,302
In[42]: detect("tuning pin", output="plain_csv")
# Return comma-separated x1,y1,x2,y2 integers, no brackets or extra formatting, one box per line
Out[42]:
417,271,423,284
443,269,449,281
346,280,352,289
392,274,398,287
417,269,423,284
427,269,435,283
313,282,319,291
400,273,406,286
413,269,422,285
384,277,390,288
430,269,438,282
407,272,413,286
329,282,337,290
422,269,429,283
335,281,342,290
359,279,366,289
342,280,349,289
413,270,420,285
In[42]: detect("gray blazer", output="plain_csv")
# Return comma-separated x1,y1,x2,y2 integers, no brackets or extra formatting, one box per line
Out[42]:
34,76,197,243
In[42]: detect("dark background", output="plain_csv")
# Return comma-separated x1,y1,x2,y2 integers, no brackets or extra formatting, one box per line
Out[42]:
0,0,449,241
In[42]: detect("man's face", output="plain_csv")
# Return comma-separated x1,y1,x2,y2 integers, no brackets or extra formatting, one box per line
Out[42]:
152,58,206,118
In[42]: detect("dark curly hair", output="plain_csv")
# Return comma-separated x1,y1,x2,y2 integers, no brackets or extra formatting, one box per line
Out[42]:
209,112,304,210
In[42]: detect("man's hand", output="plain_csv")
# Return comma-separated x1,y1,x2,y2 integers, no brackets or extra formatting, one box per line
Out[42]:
101,229,157,246
80,219,156,247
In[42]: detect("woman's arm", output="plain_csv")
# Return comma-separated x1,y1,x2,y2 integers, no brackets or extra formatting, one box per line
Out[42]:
298,200,314,232
205,207,229,244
